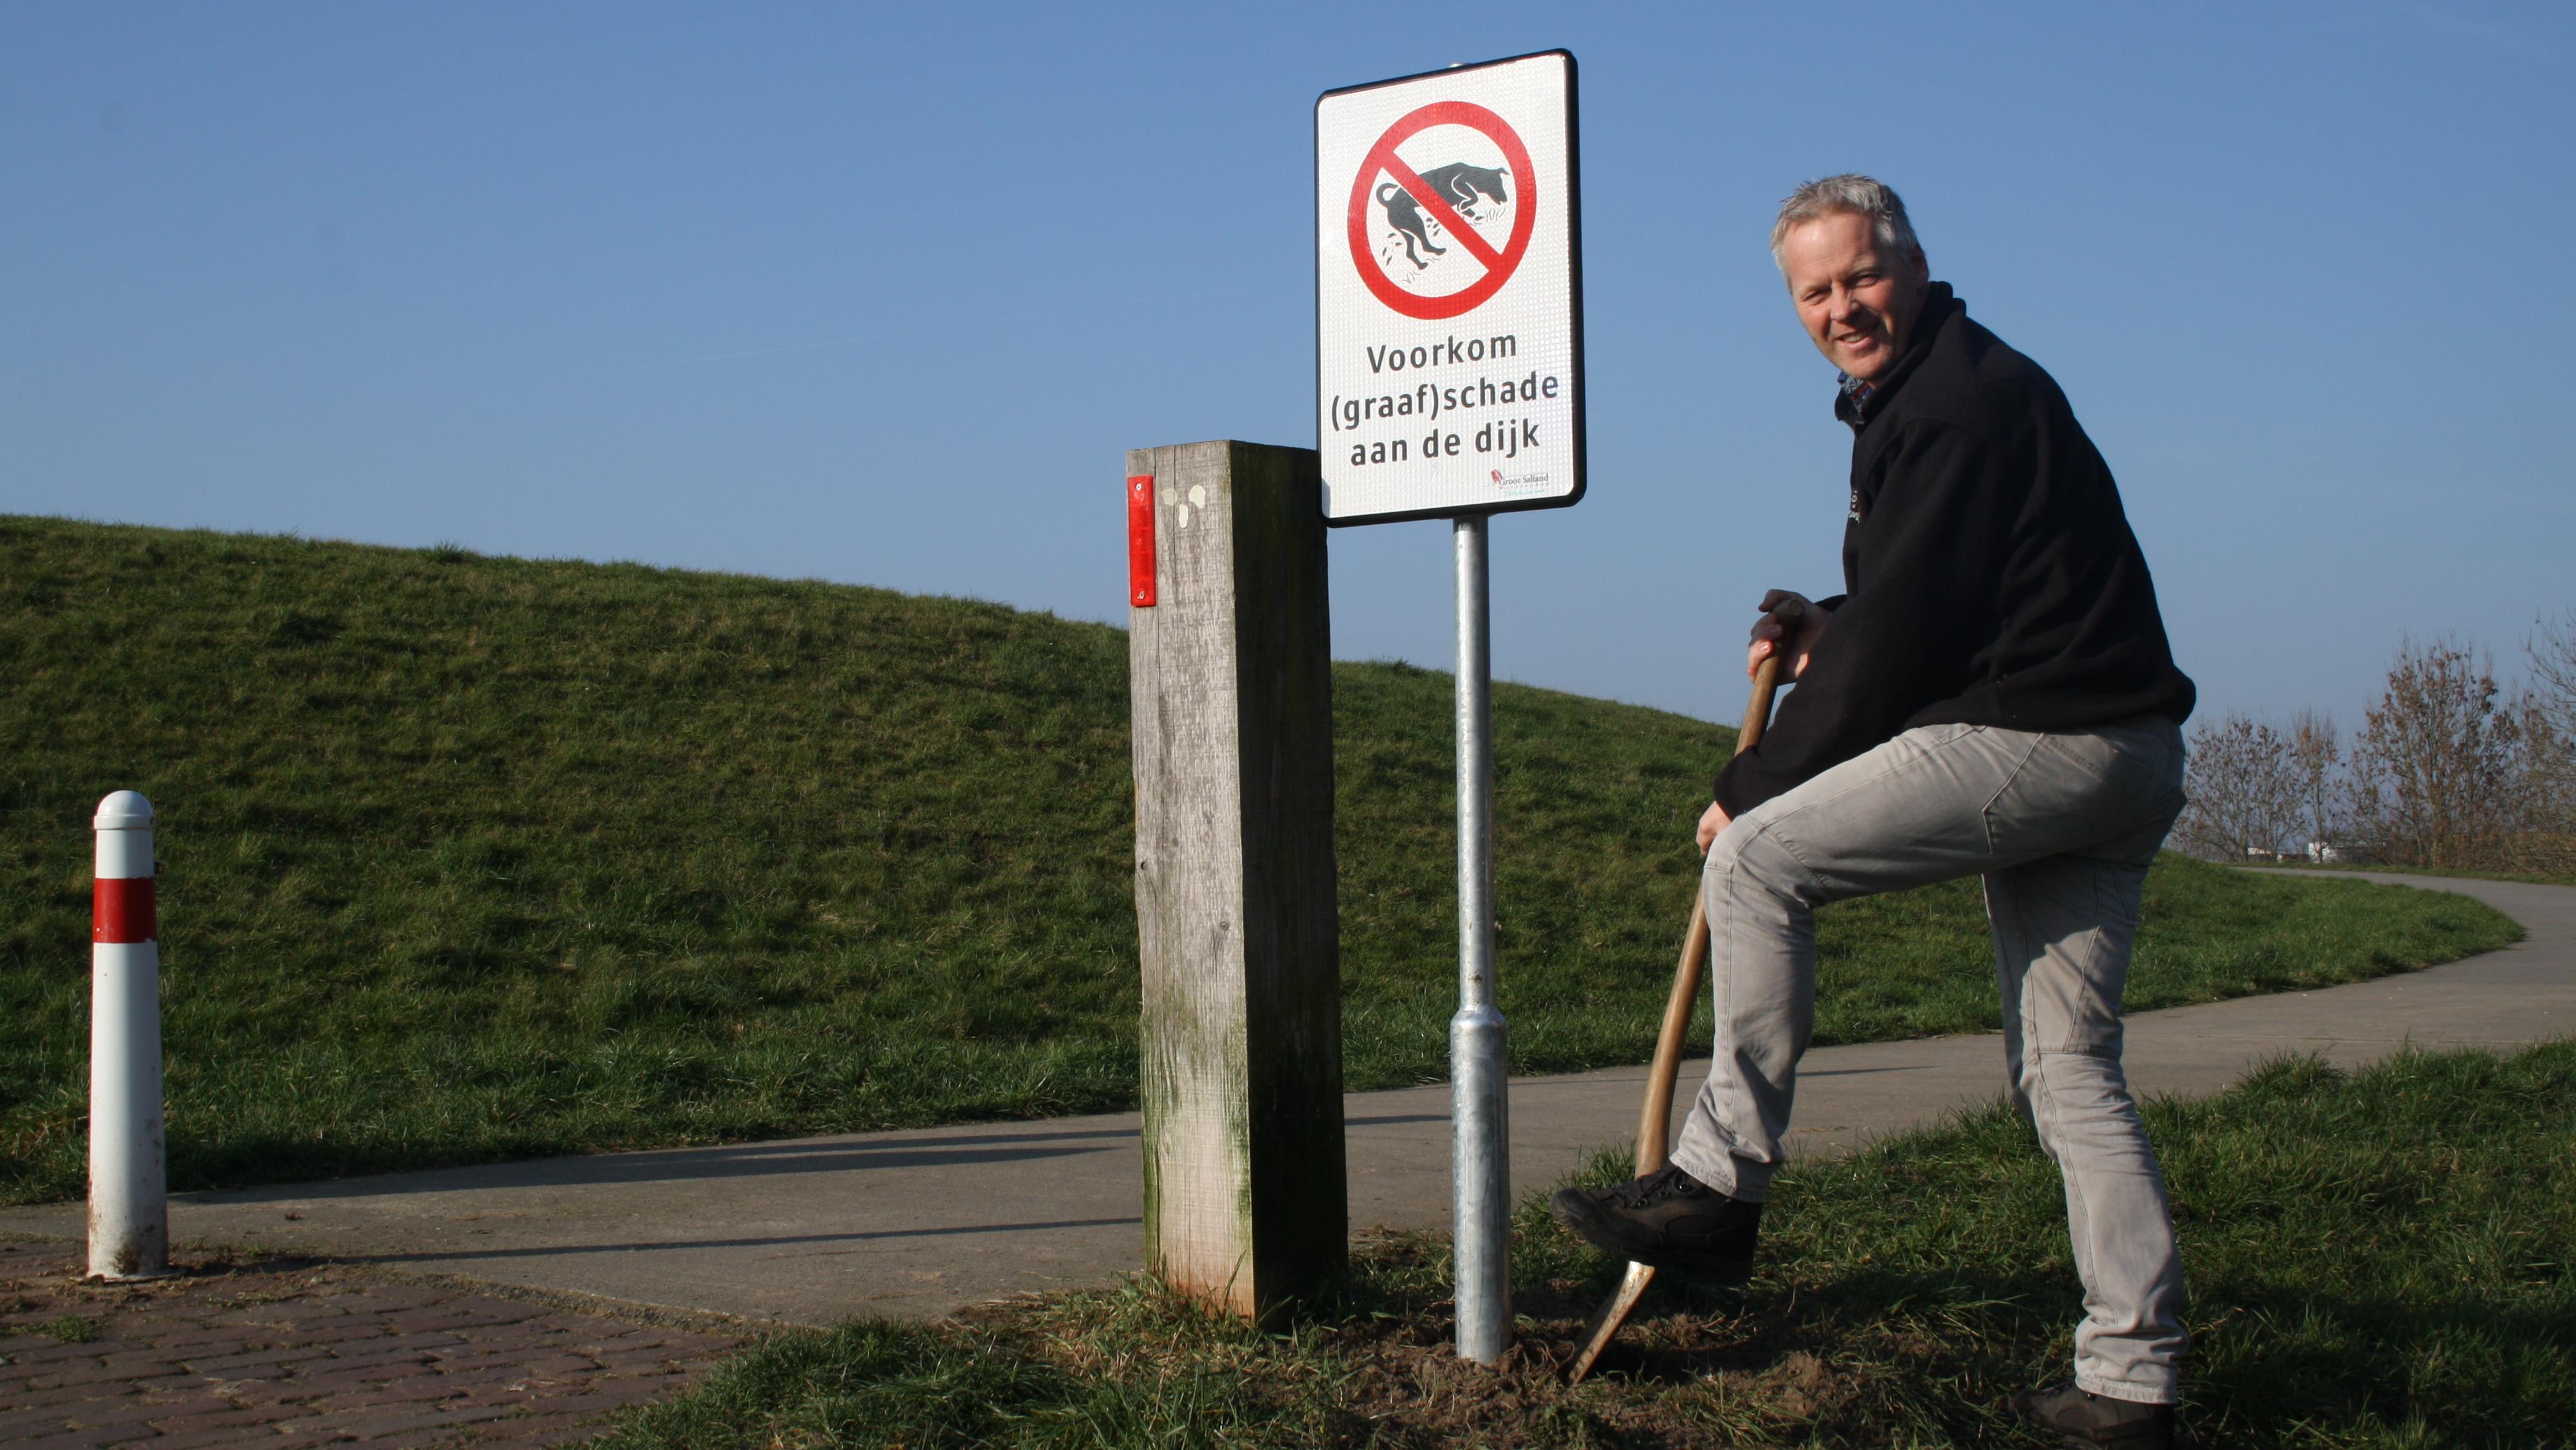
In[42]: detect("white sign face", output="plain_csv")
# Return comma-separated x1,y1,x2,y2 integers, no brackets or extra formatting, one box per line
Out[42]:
1316,50,1583,526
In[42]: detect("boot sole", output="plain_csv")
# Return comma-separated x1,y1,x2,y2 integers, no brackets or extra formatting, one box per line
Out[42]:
1548,1188,1756,1282
2011,1387,2180,1450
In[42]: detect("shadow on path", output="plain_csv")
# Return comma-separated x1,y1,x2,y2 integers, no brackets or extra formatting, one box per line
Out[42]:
345,1216,1148,1264
197,1125,1143,1201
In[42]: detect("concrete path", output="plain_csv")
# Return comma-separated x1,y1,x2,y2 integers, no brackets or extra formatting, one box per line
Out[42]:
3,871,2566,1332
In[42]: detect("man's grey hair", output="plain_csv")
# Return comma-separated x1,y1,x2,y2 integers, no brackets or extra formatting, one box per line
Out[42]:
1769,174,1921,270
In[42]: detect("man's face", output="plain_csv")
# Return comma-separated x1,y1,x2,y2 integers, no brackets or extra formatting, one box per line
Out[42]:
1779,210,1930,382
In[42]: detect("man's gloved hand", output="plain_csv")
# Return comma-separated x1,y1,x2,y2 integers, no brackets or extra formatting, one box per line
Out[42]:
1745,588,1829,683
1707,590,1828,854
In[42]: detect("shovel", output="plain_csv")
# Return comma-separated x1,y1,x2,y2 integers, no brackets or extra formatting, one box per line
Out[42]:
1564,598,1800,1384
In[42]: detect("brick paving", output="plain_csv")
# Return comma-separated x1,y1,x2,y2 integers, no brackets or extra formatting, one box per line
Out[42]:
0,1241,739,1447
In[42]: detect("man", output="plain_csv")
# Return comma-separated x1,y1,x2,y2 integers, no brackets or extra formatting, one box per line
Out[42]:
1551,175,2197,1449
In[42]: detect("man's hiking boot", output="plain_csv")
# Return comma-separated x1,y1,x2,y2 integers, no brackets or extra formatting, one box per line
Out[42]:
2013,1382,2178,1449
1548,1163,1761,1279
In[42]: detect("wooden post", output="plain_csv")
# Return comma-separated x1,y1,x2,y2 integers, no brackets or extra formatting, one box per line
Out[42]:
1127,439,1345,1318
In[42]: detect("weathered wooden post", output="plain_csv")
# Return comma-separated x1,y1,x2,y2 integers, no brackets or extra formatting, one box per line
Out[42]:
1126,439,1345,1318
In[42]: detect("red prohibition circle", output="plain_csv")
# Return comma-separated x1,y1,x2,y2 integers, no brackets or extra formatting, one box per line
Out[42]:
1345,101,1536,321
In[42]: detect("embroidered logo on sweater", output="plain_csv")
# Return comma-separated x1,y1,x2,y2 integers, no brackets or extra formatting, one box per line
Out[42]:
1848,486,1865,523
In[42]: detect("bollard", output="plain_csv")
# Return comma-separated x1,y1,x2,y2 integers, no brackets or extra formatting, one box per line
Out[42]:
89,790,169,1280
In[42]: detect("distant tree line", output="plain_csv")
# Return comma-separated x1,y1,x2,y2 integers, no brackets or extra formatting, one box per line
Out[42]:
2171,611,2576,875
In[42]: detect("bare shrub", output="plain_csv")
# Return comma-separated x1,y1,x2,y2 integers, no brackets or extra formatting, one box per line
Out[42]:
2175,714,2301,861
2347,638,2532,869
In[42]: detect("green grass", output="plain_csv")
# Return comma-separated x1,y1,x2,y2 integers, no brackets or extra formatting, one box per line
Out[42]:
2245,860,2576,889
0,516,2523,1204
602,1043,2576,1449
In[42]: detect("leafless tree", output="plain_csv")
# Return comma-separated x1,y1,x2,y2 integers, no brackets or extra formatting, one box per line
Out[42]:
2518,611,2576,867
2175,713,2302,860
2347,638,2530,868
2288,708,2342,856
2534,610,2576,724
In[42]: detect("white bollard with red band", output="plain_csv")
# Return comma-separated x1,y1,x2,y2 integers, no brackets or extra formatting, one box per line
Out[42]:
89,790,170,1280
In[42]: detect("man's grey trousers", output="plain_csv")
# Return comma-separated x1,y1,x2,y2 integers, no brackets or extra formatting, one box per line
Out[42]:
1671,718,2190,1405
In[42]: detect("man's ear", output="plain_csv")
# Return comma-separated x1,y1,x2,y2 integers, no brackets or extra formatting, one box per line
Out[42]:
1908,249,1931,290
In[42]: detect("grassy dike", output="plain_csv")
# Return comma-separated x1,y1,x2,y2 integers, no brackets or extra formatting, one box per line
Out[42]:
601,1044,2576,1449
0,516,2522,1203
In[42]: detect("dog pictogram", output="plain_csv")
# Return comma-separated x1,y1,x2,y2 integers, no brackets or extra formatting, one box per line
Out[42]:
1375,163,1513,270
1344,102,1536,321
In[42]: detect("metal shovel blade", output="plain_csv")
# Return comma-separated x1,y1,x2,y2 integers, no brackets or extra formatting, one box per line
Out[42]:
1565,1258,1657,1384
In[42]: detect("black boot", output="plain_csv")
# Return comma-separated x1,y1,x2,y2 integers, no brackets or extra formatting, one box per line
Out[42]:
1548,1163,1761,1279
2013,1382,2178,1449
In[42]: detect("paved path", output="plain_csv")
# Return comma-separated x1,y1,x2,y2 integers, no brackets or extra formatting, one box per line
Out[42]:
2,871,2566,1335
0,1241,734,1447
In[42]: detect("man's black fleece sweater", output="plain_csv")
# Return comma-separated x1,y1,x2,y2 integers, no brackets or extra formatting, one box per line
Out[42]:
1713,283,2195,816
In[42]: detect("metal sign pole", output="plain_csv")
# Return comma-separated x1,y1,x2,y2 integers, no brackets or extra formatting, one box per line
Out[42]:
1450,513,1511,1363
1316,50,1576,1363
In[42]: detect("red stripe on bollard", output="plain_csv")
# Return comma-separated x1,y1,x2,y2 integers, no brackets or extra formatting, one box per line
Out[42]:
93,877,156,944
1128,474,1158,608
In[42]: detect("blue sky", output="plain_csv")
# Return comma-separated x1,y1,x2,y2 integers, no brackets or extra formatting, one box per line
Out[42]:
5,2,2569,732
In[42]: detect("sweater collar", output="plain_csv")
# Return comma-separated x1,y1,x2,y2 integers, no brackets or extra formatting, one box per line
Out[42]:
1833,281,1959,431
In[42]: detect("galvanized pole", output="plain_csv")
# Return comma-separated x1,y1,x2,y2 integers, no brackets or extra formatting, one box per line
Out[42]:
1450,515,1510,1363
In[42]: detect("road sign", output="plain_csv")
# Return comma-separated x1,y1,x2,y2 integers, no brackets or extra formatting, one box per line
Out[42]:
1313,46,1583,1369
1316,50,1582,526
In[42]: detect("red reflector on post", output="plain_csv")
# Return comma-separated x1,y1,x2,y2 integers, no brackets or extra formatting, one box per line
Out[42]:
1128,474,1157,607
94,876,156,944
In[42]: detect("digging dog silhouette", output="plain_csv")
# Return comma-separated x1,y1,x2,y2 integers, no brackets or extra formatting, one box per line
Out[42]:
1376,162,1511,270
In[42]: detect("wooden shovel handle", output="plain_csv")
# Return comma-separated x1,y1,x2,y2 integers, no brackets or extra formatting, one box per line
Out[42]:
1633,897,1708,1173
1737,597,1803,753
1572,601,1807,1385
1635,598,1805,1173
